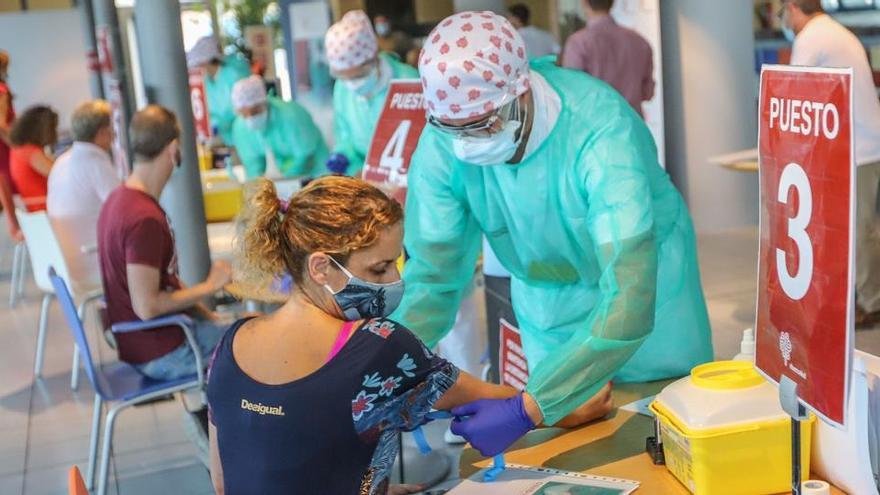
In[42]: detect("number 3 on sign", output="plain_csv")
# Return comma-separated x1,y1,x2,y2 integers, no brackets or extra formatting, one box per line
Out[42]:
379,120,411,174
776,162,814,300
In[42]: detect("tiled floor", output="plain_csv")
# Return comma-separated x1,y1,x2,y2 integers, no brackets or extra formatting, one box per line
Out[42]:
1,227,878,494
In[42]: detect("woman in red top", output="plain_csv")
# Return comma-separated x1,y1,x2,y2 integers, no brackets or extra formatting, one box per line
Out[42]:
9,105,57,211
0,51,15,192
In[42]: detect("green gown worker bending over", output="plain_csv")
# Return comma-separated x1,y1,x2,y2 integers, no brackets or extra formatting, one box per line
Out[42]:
230,76,329,180
393,11,713,457
324,10,418,177
187,36,251,145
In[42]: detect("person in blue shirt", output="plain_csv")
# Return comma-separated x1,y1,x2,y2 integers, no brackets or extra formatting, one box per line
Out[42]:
187,36,251,145
324,10,418,177
229,76,329,180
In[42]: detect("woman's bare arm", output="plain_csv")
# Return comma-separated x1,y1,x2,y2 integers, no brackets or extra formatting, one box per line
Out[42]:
434,371,518,411
209,423,224,494
28,148,53,177
0,93,9,145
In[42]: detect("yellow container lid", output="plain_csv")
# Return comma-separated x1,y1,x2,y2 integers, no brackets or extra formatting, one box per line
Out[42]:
653,360,791,434
690,361,765,390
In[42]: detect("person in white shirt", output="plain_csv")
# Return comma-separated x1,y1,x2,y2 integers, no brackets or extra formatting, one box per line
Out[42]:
783,0,880,324
507,4,560,60
47,100,120,293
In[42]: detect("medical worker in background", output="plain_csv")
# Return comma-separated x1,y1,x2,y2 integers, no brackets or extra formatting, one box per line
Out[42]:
395,12,713,456
230,76,329,180
324,10,418,177
781,0,880,325
187,36,251,145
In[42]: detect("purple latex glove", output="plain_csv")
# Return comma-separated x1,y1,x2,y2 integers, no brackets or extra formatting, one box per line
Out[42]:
450,394,536,457
326,153,350,175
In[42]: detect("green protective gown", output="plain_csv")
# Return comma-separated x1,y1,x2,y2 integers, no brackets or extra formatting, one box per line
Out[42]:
332,52,418,177
205,55,251,144
231,96,330,180
393,60,713,425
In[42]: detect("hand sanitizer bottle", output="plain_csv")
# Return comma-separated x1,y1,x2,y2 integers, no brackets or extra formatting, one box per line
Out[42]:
733,328,755,362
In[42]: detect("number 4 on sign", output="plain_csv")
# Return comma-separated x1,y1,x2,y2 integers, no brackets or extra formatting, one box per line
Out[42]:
379,120,411,176
776,162,813,301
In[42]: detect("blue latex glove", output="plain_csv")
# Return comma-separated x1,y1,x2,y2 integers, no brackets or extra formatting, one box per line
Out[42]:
450,394,536,457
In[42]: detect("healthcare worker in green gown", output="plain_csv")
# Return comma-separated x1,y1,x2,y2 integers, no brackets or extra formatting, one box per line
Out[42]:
394,11,713,456
230,76,329,180
187,36,251,145
324,10,418,177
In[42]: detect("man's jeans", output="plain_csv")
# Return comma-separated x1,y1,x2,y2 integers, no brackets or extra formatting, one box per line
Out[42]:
133,318,226,381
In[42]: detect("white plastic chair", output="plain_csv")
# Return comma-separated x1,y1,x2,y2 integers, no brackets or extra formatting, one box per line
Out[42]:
15,210,102,388
7,195,47,306
0,174,26,307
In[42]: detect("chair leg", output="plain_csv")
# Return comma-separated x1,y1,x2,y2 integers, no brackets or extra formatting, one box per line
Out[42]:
8,242,21,307
71,301,89,391
16,245,26,298
70,346,80,390
33,293,52,378
86,394,102,491
96,404,123,495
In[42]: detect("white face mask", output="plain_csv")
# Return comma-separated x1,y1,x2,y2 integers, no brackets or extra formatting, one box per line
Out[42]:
343,61,390,98
375,23,391,37
244,110,268,130
781,10,796,42
452,120,522,166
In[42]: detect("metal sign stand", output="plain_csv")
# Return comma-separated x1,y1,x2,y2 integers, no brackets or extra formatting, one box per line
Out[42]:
779,375,809,495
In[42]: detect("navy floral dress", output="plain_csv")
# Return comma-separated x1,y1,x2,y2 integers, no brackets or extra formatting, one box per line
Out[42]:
207,317,459,495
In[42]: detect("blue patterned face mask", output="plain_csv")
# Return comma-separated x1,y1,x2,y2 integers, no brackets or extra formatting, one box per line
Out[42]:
324,256,404,320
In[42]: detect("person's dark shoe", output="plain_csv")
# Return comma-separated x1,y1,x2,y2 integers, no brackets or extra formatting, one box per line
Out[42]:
855,305,880,329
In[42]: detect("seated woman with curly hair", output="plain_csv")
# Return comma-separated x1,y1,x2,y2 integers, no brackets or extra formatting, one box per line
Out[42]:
207,176,530,495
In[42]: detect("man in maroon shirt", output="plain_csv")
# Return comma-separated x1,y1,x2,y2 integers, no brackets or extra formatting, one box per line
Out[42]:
97,105,232,381
561,0,655,117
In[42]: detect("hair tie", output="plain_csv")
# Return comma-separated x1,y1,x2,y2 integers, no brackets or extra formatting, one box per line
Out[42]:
278,199,290,214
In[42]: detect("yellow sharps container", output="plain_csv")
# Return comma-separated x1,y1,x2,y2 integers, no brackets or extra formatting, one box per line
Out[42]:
649,361,814,494
202,170,243,222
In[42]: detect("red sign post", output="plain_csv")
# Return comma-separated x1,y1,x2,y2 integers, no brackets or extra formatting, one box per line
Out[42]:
107,79,130,180
362,80,427,205
499,318,529,391
757,65,854,427
188,70,211,142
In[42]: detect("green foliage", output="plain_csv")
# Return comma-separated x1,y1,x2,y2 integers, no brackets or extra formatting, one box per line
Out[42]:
218,0,281,48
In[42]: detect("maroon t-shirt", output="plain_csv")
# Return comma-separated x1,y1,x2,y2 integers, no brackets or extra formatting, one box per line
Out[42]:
98,186,184,364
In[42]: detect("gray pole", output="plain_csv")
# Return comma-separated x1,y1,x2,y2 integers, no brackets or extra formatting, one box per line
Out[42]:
92,0,133,117
660,0,758,231
279,0,298,100
134,0,211,287
79,0,104,99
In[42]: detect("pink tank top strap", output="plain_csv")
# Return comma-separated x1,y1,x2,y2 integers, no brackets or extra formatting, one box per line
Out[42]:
326,321,357,363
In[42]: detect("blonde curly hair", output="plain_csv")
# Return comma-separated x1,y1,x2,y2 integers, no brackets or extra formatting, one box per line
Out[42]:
237,176,403,288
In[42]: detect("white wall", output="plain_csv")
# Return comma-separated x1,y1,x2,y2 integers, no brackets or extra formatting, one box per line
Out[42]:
0,9,92,132
661,0,759,232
